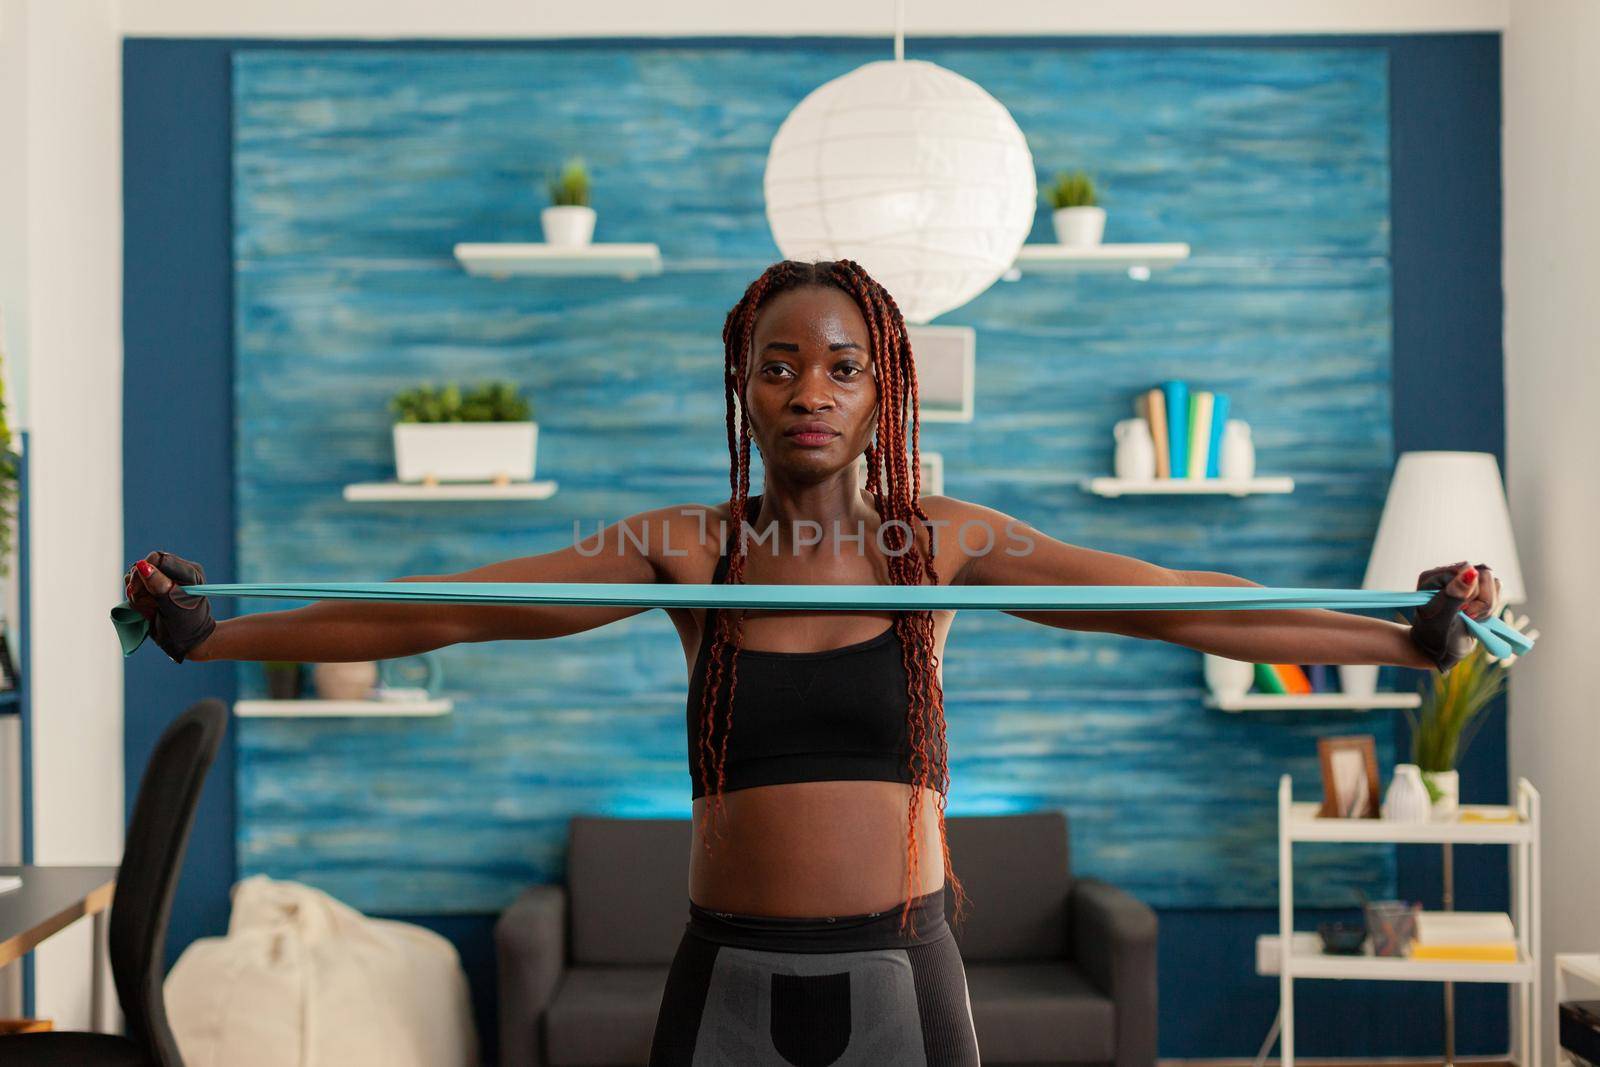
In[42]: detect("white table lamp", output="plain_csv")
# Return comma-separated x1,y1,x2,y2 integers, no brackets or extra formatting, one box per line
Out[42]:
1362,451,1525,603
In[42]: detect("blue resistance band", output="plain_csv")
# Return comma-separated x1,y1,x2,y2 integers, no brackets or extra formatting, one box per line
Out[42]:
109,581,1533,660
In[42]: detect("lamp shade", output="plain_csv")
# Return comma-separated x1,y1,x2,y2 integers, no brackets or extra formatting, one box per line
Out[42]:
763,59,1036,325
1362,451,1525,603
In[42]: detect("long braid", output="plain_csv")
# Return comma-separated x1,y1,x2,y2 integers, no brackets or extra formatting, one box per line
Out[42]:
697,258,970,938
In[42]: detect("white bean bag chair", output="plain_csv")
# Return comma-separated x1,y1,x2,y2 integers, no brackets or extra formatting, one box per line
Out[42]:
165,874,478,1067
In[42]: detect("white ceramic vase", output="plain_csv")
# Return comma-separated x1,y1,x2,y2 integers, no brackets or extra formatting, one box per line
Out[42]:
1113,418,1157,480
1219,419,1255,480
541,205,596,247
392,422,538,484
1203,653,1255,701
1423,768,1460,819
1052,206,1106,248
1338,663,1380,698
1382,763,1433,822
313,661,378,702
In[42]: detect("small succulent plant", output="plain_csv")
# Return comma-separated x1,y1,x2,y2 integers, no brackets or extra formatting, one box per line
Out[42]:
1044,170,1099,210
390,381,533,424
547,157,591,208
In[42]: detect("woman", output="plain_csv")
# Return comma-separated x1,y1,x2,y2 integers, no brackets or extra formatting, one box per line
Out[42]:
126,258,1499,1066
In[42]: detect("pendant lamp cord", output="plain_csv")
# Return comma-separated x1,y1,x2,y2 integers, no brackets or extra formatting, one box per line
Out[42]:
894,0,905,61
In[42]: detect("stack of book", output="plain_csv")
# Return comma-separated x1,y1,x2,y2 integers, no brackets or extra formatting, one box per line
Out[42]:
1134,379,1231,479
1252,663,1341,694
1409,911,1518,962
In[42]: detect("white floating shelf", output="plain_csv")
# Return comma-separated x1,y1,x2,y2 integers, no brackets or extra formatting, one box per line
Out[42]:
1256,933,1533,984
1285,801,1532,844
454,242,662,279
235,698,453,718
1081,476,1294,497
1205,692,1421,712
1006,242,1191,279
857,451,943,496
344,480,559,502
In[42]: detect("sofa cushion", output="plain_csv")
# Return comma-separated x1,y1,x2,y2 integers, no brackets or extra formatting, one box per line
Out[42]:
965,960,1115,1063
568,816,693,965
944,811,1073,961
544,965,671,1066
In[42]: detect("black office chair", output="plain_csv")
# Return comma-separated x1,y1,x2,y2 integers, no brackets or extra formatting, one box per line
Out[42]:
0,697,227,1066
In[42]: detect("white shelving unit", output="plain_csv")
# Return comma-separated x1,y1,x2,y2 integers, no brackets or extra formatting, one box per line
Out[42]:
235,697,453,718
1205,692,1422,712
1081,476,1294,498
453,242,662,280
1005,242,1191,280
1260,774,1541,1067
343,480,559,502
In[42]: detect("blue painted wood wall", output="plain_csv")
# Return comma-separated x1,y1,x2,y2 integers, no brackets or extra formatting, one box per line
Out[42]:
128,34,1508,1058
232,44,1401,914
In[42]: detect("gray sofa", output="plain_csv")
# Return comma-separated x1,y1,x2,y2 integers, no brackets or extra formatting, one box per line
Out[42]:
496,810,1156,1066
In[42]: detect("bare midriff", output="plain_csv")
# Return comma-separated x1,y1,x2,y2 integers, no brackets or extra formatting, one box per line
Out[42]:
688,779,948,917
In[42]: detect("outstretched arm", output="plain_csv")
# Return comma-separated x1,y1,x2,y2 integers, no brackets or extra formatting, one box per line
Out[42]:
947,499,1464,668
135,504,700,664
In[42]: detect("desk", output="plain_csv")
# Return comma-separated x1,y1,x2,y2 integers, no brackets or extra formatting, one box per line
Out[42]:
0,866,118,1030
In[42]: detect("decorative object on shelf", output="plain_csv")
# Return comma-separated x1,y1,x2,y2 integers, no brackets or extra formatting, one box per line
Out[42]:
1218,419,1255,480
763,8,1035,325
1253,662,1312,695
389,381,538,484
1044,170,1105,248
313,661,378,702
1406,605,1538,818
904,325,974,422
1338,663,1380,698
1317,734,1380,818
263,661,303,701
542,156,595,248
1113,418,1156,481
379,654,443,699
1317,920,1367,955
1202,652,1254,701
1382,763,1433,822
1364,899,1420,957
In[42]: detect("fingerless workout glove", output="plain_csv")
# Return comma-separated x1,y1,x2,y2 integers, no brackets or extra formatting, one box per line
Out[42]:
110,551,216,663
1407,571,1477,674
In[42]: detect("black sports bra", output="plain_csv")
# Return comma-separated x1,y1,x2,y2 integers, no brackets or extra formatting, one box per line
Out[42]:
684,496,927,800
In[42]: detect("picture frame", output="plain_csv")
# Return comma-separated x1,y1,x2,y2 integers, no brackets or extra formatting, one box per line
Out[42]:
1317,734,1380,818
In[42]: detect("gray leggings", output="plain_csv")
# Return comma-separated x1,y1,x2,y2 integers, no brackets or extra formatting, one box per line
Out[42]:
649,887,981,1066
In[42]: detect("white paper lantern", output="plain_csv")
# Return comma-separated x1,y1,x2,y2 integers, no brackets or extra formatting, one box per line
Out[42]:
764,59,1037,325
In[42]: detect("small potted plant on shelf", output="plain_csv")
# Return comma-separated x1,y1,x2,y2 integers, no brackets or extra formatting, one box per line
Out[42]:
389,380,538,485
1405,606,1538,818
542,156,595,248
263,661,304,701
1044,170,1105,248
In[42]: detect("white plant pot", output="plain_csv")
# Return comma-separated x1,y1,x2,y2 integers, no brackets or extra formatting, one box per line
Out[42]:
1053,206,1106,248
1423,768,1460,819
1338,663,1380,698
542,205,596,248
1203,653,1255,701
313,661,378,702
393,422,538,483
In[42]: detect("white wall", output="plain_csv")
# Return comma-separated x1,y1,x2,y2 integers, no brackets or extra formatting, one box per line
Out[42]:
0,0,124,1029
1503,2,1600,1063
120,0,1508,38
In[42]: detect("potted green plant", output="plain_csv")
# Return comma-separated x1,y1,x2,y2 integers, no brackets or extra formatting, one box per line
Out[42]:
542,156,595,248
1044,170,1105,248
389,381,537,484
263,661,304,701
1405,606,1538,817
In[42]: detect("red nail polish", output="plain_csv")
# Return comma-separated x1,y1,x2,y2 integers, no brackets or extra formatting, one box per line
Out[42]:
135,560,154,578
1460,566,1477,583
